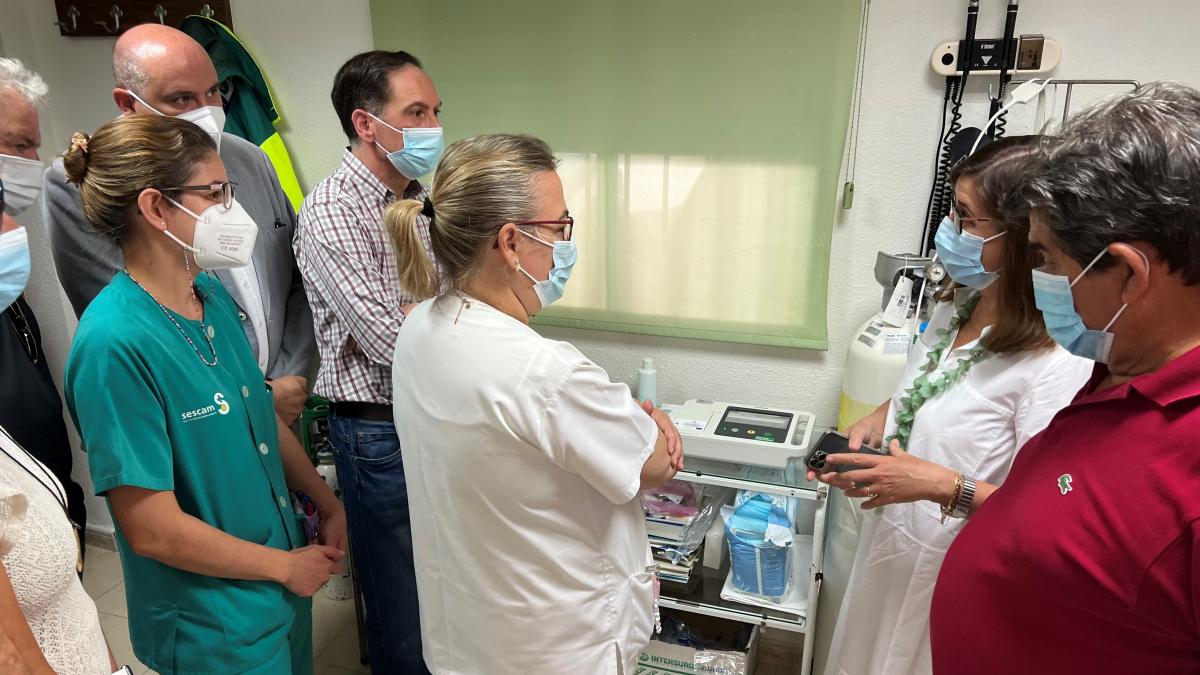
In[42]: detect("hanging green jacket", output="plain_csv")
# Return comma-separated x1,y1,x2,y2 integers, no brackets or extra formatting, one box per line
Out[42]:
181,15,304,211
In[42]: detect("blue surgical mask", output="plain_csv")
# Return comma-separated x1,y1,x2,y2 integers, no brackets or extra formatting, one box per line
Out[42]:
934,215,1006,290
0,155,44,217
517,229,577,309
368,113,444,179
1031,247,1148,364
0,226,31,312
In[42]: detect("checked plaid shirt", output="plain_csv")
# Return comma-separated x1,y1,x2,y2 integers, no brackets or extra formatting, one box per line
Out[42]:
295,150,440,404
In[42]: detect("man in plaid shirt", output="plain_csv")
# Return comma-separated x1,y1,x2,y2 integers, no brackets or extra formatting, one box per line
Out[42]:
294,50,442,674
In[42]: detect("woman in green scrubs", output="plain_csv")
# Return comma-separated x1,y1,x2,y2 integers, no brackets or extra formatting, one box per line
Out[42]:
61,115,345,674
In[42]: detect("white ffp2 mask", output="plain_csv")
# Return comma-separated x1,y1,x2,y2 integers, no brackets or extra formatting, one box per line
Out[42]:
176,105,226,152
124,89,226,151
163,197,258,269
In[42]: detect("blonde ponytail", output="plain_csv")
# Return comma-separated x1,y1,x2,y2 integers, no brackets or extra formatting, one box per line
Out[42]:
383,134,558,298
385,198,441,300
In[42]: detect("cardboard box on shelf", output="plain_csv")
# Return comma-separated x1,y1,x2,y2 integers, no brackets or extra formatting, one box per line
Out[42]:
633,611,758,675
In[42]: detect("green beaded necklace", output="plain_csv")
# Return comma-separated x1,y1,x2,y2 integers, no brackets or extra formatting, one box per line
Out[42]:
889,293,991,450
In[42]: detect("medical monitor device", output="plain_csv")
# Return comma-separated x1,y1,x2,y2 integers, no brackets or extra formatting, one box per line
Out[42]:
668,399,816,469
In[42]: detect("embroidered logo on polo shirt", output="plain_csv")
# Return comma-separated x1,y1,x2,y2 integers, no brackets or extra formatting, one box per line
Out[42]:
181,392,231,423
1058,473,1073,495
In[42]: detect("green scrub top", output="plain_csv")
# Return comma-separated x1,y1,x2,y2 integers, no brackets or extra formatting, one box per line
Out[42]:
65,272,307,674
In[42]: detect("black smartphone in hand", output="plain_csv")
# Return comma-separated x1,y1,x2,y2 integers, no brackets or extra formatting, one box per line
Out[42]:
805,431,887,473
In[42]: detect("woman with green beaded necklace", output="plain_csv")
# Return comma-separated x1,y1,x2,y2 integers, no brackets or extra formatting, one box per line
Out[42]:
813,137,1094,675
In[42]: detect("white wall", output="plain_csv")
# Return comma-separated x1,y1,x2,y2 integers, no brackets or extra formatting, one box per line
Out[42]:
3,0,1199,538
224,2,375,191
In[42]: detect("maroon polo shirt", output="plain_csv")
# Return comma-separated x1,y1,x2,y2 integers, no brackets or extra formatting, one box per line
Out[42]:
931,345,1200,674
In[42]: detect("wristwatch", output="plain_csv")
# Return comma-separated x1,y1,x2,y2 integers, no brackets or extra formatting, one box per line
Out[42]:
950,477,977,519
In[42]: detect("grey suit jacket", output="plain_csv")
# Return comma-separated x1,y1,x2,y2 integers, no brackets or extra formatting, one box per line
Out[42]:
43,132,315,379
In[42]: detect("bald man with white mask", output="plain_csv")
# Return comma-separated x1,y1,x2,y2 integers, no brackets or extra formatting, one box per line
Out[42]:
43,24,314,424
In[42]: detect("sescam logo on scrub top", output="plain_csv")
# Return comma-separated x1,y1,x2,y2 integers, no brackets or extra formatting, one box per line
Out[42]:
181,393,231,423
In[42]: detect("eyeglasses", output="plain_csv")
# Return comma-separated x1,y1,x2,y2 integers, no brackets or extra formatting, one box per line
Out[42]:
947,197,991,232
161,181,238,209
515,216,573,242
6,301,37,364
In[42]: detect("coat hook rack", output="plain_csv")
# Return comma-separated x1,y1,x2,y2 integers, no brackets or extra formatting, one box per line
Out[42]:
94,4,123,34
53,1,234,37
53,3,79,33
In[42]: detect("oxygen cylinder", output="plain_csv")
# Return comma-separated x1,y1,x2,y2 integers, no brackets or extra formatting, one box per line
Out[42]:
837,314,914,431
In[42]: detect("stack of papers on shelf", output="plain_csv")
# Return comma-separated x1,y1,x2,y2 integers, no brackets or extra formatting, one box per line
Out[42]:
643,481,702,583
652,542,701,584
645,512,695,542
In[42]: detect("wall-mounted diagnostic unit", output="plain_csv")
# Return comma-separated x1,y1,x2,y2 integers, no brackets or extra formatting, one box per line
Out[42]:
668,399,816,468
931,34,1060,77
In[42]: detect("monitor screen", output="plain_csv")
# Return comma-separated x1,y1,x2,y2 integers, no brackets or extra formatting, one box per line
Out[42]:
723,409,791,430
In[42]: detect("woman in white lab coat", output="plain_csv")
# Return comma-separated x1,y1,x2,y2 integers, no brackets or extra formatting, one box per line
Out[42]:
812,137,1094,675
384,134,684,675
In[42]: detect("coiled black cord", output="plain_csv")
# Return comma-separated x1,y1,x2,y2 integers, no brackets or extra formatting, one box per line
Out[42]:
923,78,962,253
994,105,1009,138
922,79,954,246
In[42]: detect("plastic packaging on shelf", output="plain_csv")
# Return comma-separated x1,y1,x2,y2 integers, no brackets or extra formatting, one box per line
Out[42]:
658,608,752,652
722,490,799,599
642,481,733,565
642,480,699,519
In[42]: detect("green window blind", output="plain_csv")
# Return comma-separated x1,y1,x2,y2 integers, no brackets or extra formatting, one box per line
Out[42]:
371,0,862,348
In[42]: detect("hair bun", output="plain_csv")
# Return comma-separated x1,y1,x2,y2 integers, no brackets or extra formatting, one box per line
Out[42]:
62,131,91,185
69,131,89,154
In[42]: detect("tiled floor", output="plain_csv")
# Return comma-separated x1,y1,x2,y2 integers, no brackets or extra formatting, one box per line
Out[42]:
82,544,366,675
84,543,798,674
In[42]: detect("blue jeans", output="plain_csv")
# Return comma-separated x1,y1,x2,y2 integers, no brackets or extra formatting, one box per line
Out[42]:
328,414,428,675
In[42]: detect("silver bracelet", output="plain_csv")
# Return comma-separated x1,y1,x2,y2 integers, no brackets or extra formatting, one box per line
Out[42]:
950,477,976,519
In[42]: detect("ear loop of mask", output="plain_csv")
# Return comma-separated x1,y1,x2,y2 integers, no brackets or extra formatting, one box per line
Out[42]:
983,229,1006,276
515,228,553,284
1068,247,1110,289
154,192,203,308
1072,245,1150,332
367,112,401,155
508,228,544,314
124,89,165,116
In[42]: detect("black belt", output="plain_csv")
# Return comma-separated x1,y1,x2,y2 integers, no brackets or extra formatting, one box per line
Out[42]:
330,401,394,423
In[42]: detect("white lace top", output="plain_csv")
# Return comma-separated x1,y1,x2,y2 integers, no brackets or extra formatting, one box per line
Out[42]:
0,428,109,674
